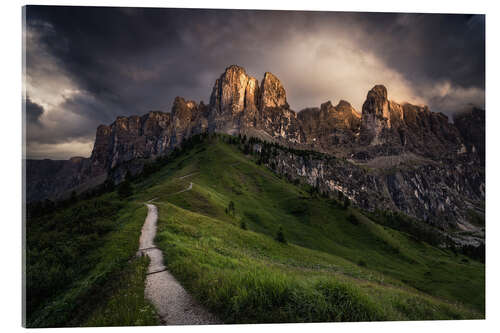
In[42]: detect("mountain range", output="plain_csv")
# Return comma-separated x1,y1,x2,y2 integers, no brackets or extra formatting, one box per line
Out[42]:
26,65,485,245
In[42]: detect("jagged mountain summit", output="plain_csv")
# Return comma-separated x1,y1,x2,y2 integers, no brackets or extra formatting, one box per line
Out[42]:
26,65,485,242
89,65,479,165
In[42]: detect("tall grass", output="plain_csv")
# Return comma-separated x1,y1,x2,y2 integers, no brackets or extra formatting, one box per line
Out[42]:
26,196,158,327
84,256,158,327
152,202,481,323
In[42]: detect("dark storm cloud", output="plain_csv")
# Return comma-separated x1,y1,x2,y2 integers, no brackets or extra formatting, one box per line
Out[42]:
26,96,96,145
25,6,485,159
25,96,44,124
353,13,485,89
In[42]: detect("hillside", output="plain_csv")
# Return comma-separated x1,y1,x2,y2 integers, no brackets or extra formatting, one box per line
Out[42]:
135,134,484,321
25,133,484,326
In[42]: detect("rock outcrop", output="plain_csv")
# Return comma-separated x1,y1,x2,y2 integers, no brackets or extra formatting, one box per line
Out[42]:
355,85,463,159
298,100,361,150
260,72,288,110
207,65,303,143
264,145,484,245
360,85,392,145
26,64,485,239
209,65,259,134
454,107,485,164
25,157,105,203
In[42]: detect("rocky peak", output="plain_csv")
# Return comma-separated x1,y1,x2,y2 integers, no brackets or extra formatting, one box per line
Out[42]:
320,101,333,109
209,65,289,115
357,85,465,157
360,85,392,145
369,84,388,99
297,98,361,148
172,97,199,123
260,72,288,110
209,65,255,115
363,85,390,120
336,99,351,108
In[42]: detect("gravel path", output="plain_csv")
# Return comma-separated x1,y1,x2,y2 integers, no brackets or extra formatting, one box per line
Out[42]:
170,182,193,195
177,172,198,180
138,203,219,325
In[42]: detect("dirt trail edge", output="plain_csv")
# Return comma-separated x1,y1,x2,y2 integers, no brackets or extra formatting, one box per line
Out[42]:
138,203,219,325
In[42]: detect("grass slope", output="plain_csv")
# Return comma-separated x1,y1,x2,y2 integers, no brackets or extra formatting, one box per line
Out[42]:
128,135,484,322
25,195,159,327
26,134,484,326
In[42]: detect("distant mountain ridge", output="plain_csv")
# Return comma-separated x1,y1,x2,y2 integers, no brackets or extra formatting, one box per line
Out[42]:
26,65,485,241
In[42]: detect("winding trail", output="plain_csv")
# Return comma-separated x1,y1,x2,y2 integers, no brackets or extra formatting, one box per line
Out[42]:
138,203,219,325
177,172,198,180
171,182,193,195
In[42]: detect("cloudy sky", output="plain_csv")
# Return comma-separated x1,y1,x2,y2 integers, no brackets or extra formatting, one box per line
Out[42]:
24,6,485,159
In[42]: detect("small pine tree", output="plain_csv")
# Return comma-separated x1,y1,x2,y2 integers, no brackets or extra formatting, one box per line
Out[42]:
243,144,250,155
228,201,235,216
275,226,287,244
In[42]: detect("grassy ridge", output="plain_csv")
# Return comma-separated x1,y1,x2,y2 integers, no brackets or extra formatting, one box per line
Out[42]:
25,195,159,327
129,136,484,322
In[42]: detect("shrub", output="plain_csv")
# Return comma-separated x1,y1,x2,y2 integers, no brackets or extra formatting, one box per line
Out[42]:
275,226,287,244
25,199,125,325
227,201,236,216
117,180,133,198
347,214,359,225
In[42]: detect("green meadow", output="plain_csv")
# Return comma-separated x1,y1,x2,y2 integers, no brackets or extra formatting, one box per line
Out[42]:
25,134,484,326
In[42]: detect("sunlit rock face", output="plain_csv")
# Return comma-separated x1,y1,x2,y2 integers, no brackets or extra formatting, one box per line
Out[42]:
245,77,260,113
356,84,463,159
360,85,391,145
259,72,288,110
255,72,304,144
298,100,361,150
171,97,209,145
209,65,257,134
207,65,303,142
212,65,250,116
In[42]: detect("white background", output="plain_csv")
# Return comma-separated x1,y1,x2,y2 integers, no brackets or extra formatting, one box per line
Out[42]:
1,0,498,332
